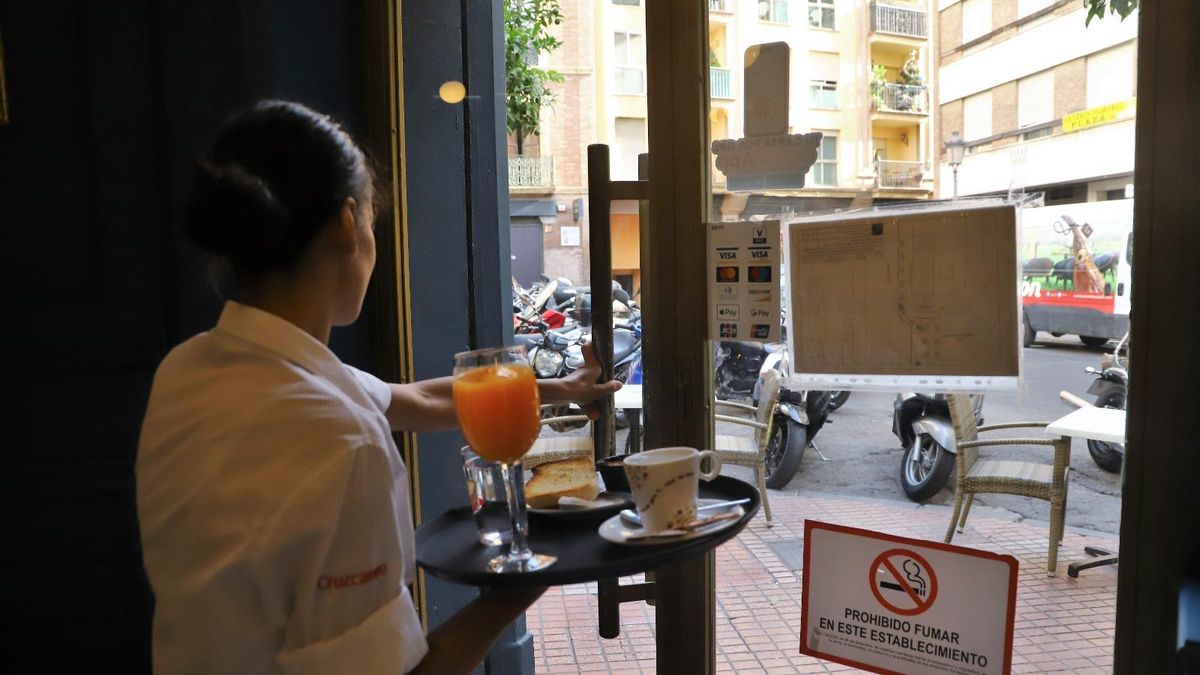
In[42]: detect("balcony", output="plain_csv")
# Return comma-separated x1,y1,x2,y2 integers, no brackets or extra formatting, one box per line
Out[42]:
876,160,926,189
870,1,928,39
710,67,733,100
709,0,732,11
872,83,929,115
509,155,555,189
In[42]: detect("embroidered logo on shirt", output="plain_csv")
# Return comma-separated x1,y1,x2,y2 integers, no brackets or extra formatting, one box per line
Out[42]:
317,563,388,590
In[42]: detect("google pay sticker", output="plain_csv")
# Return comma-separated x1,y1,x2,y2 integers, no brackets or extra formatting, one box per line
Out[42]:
708,221,780,343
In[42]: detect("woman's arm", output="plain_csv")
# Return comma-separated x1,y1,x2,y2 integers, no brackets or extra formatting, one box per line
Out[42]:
538,341,623,417
385,342,622,432
409,587,546,674
385,377,458,432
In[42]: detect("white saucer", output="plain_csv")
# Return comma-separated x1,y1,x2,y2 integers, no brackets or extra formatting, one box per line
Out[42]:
598,503,745,546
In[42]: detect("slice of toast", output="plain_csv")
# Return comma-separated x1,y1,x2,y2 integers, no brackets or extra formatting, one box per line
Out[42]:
525,457,601,508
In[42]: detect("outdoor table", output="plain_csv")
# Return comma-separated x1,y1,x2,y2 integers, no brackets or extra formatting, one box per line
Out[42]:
614,384,643,453
415,474,760,667
1047,406,1127,577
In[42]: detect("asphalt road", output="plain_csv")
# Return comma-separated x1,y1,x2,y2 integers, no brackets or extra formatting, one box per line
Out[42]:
585,335,1123,534
764,335,1124,534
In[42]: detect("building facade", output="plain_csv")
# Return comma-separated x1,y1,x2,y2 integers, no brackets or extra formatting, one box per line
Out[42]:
510,0,938,290
936,0,1138,202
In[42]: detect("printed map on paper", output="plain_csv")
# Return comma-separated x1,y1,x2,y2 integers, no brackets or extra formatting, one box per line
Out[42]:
788,205,1019,377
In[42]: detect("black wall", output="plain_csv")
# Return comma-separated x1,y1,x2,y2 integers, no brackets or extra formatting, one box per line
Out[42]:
401,0,526,671
0,1,379,670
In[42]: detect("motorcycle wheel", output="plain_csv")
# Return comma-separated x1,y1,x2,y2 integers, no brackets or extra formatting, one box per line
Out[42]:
764,419,807,490
900,433,955,502
826,391,851,412
1087,383,1126,473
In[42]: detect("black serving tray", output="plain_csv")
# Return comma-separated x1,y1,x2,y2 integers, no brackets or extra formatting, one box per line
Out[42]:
415,475,760,588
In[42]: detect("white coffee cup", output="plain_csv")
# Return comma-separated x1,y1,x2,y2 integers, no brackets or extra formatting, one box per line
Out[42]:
623,447,723,533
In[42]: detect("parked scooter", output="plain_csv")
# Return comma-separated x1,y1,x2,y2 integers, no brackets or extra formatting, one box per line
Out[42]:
827,391,852,412
716,341,771,401
1083,332,1128,472
763,387,833,489
892,393,985,501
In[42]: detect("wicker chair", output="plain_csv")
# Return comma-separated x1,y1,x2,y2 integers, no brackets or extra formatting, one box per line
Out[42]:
943,394,1072,574
712,369,782,526
524,408,593,469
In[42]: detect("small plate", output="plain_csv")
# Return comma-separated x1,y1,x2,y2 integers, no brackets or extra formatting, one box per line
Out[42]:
598,501,745,546
527,491,632,523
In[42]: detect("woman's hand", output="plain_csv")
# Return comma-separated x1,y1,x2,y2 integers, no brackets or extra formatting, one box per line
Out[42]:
539,341,623,419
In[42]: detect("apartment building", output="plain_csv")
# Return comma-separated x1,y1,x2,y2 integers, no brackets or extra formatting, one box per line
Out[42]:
936,0,1138,202
710,0,937,204
509,0,938,289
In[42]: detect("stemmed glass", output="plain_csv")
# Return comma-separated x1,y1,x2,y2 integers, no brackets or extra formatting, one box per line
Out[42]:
453,345,556,573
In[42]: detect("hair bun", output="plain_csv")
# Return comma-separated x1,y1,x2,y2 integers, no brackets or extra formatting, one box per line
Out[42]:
185,161,291,271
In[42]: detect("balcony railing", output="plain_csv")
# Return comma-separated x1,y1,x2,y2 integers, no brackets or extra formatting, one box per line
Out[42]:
876,160,926,188
709,0,732,11
873,83,929,114
509,155,555,189
870,1,928,39
710,67,733,99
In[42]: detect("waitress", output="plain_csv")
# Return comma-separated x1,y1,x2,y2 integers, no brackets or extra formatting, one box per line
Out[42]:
138,100,619,674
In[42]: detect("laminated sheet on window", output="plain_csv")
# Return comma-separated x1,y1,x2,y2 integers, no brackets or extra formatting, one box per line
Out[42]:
781,200,1022,392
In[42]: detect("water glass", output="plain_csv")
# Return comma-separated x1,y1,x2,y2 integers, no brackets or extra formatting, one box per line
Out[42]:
461,447,528,546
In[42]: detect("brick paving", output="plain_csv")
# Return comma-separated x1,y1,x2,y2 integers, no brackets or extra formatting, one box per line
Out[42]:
526,491,1119,674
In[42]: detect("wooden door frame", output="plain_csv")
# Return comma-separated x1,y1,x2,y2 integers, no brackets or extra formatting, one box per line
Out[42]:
1115,2,1200,672
643,2,718,673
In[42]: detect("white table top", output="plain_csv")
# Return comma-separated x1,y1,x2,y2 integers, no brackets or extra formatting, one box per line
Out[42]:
614,383,643,410
1047,407,1127,444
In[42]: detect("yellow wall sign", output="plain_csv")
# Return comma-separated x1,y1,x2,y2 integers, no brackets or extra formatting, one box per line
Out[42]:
1062,98,1136,133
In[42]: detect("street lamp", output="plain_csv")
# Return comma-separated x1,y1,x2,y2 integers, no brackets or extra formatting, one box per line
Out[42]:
946,131,966,198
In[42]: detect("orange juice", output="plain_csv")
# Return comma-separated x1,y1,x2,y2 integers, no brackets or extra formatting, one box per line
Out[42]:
453,363,541,463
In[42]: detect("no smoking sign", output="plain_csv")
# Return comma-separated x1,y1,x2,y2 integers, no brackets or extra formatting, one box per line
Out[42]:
802,522,1018,675
870,548,938,616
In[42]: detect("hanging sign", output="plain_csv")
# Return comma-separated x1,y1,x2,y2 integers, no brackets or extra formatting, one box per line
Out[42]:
708,221,781,343
1062,98,1136,134
801,521,1017,675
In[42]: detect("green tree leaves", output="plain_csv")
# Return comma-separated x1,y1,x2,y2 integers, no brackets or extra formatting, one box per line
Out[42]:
505,0,565,154
1084,0,1138,26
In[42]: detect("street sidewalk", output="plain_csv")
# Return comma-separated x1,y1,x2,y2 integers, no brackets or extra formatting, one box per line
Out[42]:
526,490,1119,674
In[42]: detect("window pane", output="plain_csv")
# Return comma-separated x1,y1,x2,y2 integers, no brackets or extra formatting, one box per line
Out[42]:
615,67,644,94
614,32,627,59
776,0,789,23
810,51,839,81
963,91,993,140
615,118,647,180
1018,70,1054,128
821,135,837,158
1087,42,1135,108
809,82,837,108
961,0,992,43
1017,0,1053,17
613,0,640,5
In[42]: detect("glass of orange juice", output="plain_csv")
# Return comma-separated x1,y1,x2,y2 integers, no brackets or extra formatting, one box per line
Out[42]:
453,345,555,573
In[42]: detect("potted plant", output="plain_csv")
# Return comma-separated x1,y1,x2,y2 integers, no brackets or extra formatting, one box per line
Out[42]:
869,64,888,111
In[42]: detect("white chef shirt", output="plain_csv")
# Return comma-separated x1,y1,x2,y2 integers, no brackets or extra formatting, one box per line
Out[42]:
138,301,428,674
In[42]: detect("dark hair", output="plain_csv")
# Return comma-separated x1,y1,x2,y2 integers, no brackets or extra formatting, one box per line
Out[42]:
185,100,373,275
